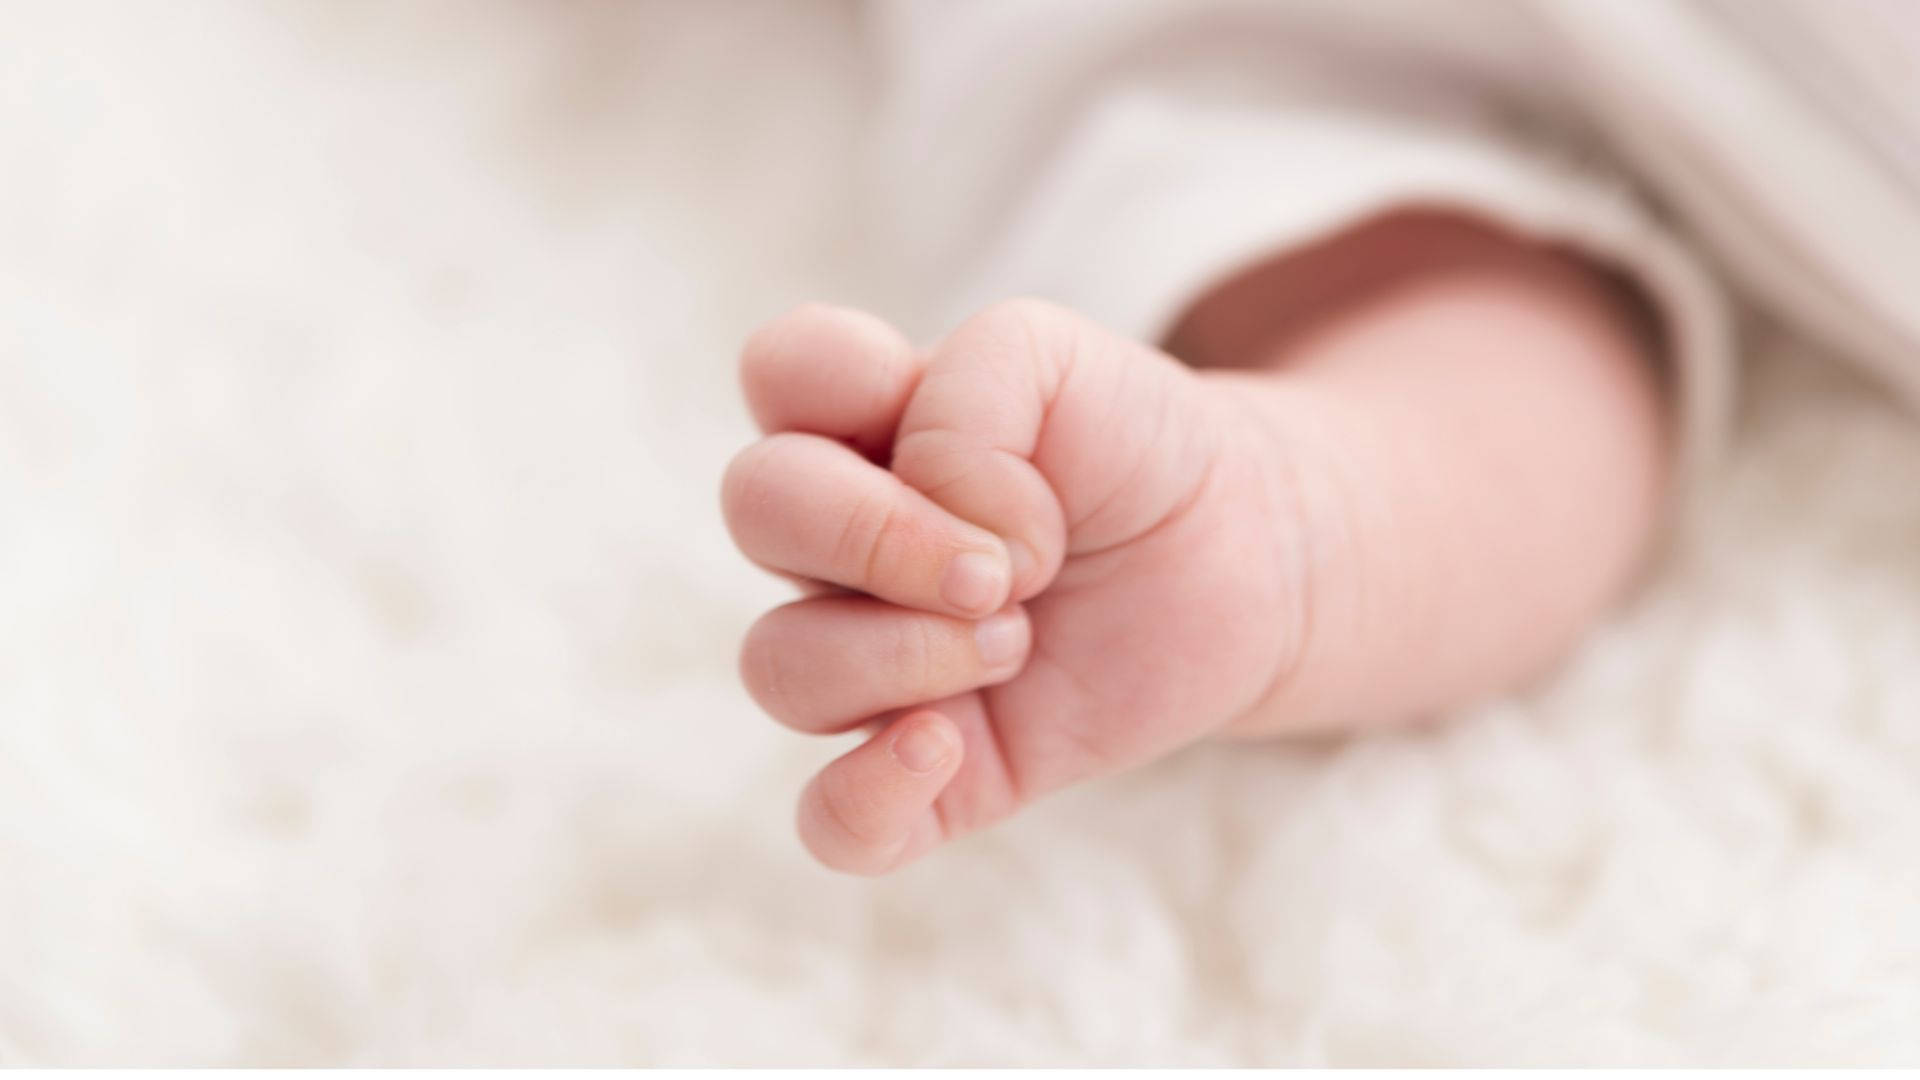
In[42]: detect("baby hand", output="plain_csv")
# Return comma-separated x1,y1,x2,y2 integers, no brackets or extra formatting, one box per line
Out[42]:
723,301,1299,873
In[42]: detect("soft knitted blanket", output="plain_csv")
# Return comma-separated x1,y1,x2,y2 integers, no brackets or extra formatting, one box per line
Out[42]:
2,3,1916,1065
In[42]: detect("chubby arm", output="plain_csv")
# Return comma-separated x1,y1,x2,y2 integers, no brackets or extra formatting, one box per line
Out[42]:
722,213,1674,872
1171,211,1672,734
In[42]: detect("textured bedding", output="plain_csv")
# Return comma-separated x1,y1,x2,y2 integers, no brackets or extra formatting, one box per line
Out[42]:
1,2,1917,1065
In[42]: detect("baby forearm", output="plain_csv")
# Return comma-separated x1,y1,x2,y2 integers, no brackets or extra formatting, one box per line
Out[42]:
1199,228,1670,734
726,217,1672,869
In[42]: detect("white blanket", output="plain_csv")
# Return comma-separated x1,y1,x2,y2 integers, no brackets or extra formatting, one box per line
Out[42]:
1,3,1916,1065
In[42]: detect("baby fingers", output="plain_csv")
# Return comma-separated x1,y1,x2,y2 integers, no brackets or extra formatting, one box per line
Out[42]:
722,432,1014,618
739,303,922,458
798,709,962,875
740,594,1030,733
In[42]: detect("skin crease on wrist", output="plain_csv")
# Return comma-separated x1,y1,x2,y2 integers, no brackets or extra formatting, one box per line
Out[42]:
1169,209,1673,737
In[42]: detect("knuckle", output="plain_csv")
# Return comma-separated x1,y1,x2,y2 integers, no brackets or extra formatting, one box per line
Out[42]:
719,433,808,539
738,326,794,414
966,296,1074,345
738,323,782,386
719,439,777,533
833,491,899,585
809,769,889,854
740,304,826,371
948,296,1079,374
782,301,845,329
885,616,946,702
739,305,832,401
888,427,978,500
738,614,800,723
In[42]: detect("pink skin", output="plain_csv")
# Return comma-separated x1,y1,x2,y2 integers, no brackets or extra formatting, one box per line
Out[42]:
722,214,1668,874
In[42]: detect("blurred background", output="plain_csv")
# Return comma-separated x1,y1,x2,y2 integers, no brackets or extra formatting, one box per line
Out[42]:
2,0,1918,1066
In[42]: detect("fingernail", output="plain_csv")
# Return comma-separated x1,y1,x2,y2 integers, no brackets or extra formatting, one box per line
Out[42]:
1005,540,1039,594
940,550,1007,614
891,720,952,774
974,609,1029,672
